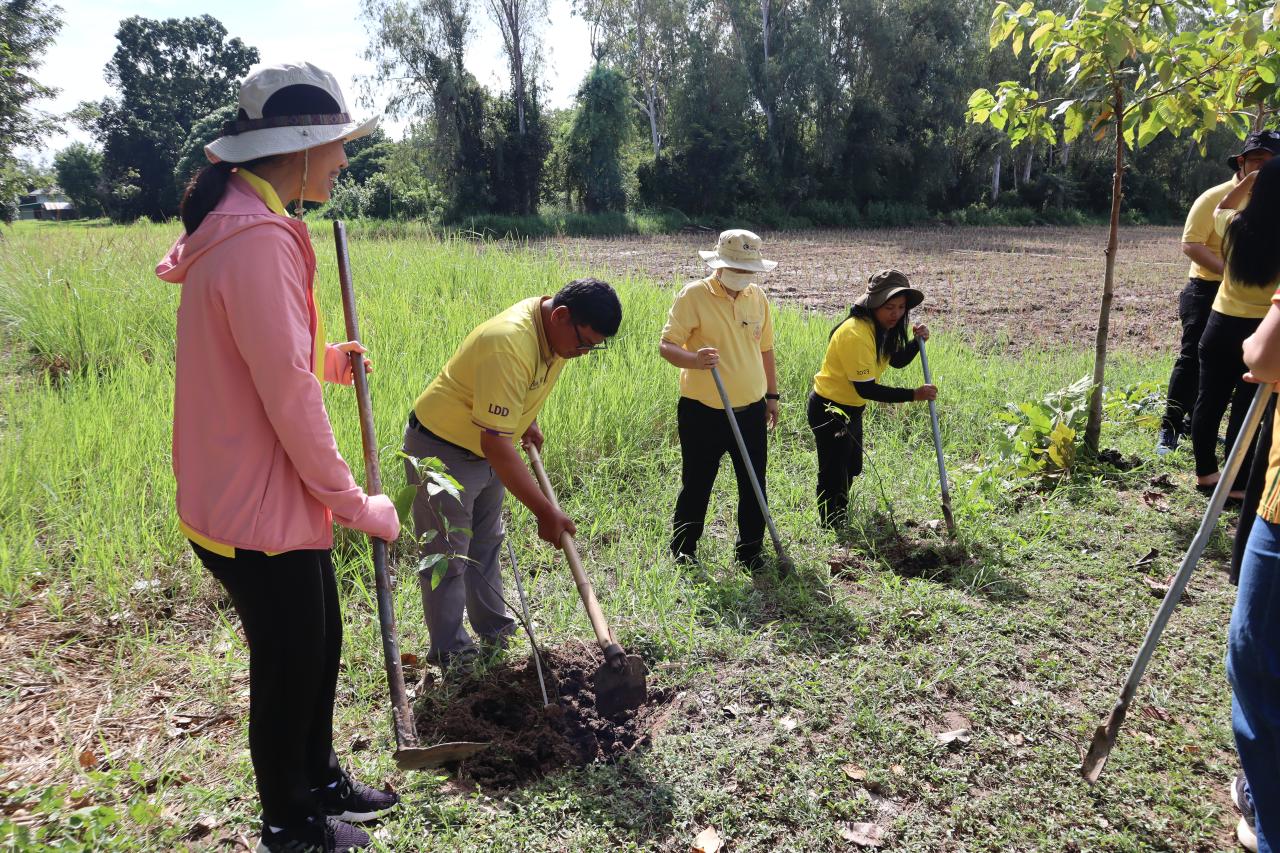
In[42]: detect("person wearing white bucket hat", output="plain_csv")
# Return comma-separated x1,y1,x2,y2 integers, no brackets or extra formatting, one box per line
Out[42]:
156,62,397,853
660,229,780,573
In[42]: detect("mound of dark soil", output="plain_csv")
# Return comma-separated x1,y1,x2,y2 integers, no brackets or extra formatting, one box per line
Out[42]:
413,643,671,788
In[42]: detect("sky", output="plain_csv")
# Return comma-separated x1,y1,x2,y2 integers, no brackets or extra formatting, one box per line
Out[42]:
23,0,593,163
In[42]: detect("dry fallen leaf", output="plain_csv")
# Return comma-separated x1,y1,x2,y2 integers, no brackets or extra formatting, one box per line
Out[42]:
890,764,905,776
842,763,867,781
401,652,420,668
1141,491,1170,512
1005,732,1025,746
78,749,98,769
779,715,799,732
1129,547,1159,569
186,817,216,840
722,704,741,719
1139,705,1172,724
349,734,372,752
692,826,722,853
840,822,885,847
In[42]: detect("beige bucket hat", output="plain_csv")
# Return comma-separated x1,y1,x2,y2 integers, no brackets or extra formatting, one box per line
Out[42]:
854,269,924,310
205,62,379,164
698,229,778,273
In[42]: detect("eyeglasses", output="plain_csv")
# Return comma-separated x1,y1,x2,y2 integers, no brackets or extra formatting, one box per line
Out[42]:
573,324,608,353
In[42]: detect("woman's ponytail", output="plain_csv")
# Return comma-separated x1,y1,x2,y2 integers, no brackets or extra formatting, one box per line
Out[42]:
180,161,236,235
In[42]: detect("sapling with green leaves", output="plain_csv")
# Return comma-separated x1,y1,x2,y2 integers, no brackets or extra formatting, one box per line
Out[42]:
969,0,1280,452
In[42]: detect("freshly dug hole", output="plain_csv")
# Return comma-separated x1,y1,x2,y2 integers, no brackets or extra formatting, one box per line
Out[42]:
413,643,670,788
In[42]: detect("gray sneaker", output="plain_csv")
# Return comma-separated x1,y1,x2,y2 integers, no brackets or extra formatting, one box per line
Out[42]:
1156,426,1180,456
1233,772,1258,853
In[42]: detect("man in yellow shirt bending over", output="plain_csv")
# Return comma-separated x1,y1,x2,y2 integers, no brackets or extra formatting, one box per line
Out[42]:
403,279,622,671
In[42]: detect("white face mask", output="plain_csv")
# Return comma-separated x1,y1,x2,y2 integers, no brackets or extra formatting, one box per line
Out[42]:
718,269,756,292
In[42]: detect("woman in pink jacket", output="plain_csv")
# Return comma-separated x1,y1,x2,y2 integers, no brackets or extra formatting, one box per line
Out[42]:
156,63,399,853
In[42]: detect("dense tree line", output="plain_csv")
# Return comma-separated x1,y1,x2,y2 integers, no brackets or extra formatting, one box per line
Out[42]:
4,3,1262,226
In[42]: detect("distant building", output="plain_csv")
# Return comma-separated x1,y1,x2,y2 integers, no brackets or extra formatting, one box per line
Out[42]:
17,188,77,221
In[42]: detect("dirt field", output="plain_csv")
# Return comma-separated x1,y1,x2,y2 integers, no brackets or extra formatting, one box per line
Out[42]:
548,225,1187,354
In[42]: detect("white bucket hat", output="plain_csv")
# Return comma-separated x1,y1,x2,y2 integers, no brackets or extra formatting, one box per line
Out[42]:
205,61,379,164
698,229,778,273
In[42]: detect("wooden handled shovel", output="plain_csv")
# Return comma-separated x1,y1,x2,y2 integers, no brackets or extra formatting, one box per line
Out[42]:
1080,381,1274,782
917,338,956,537
526,443,647,717
333,222,485,771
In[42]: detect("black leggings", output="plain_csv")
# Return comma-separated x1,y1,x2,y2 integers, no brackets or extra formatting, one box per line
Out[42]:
807,392,865,528
672,396,767,563
1192,310,1262,487
192,543,343,827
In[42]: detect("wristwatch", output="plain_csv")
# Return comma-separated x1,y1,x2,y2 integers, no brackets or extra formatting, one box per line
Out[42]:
765,393,780,401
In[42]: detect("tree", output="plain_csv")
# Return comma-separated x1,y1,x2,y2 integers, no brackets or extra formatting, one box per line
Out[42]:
88,15,257,221
970,0,1277,451
173,104,237,192
53,142,103,217
362,0,494,216
565,64,629,211
0,0,62,223
486,0,548,213
575,0,686,158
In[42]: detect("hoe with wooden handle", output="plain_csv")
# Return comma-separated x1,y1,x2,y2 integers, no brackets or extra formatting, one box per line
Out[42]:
334,222,486,770
526,443,648,718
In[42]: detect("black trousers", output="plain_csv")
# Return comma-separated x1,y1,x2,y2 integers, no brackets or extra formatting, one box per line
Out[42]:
807,391,865,528
672,396,767,563
192,543,343,827
1192,310,1263,487
1161,277,1219,434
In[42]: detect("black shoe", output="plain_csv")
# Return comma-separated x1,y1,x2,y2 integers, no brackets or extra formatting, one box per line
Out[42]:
256,816,370,852
673,550,697,567
315,771,399,823
1233,772,1258,852
1156,426,1179,456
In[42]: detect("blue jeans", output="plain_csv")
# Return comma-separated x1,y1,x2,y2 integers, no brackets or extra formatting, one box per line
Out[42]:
1230,517,1280,853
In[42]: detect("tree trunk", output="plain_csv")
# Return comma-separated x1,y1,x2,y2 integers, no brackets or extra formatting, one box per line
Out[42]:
1084,87,1125,452
1060,141,1071,167
991,152,1002,202
1022,142,1034,185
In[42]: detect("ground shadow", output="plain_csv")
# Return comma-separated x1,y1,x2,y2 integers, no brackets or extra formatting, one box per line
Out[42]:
836,513,1029,603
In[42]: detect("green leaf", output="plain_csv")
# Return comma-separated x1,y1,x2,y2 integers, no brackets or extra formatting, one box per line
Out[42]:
392,484,418,523
418,553,448,589
1259,64,1277,84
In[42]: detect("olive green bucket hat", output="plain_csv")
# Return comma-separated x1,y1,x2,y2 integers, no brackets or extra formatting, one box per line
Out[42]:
854,269,924,310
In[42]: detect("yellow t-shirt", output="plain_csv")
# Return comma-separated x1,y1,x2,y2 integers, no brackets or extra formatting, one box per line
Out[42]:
813,316,887,406
414,297,565,457
660,277,774,409
1212,208,1278,319
1258,294,1280,524
180,168,317,559
1182,177,1238,281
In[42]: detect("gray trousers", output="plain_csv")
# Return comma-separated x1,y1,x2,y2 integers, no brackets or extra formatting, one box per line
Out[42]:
402,423,516,664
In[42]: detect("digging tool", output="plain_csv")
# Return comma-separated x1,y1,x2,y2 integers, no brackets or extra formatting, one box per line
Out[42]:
525,443,648,717
505,539,551,707
333,221,487,771
1080,381,1274,783
709,365,796,577
917,338,956,537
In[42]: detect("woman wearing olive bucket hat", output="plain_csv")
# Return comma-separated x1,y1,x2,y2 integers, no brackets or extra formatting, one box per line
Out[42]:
659,229,781,572
809,270,937,528
155,62,400,852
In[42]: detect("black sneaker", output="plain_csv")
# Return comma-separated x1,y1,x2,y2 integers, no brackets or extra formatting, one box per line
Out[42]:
1156,426,1180,456
1232,772,1258,852
316,772,399,823
256,816,370,852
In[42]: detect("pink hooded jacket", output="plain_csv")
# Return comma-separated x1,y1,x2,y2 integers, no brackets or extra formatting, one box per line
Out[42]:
156,175,398,552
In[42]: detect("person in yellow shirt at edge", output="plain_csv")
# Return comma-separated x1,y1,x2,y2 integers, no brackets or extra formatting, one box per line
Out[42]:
660,230,780,574
809,270,937,529
1157,130,1280,456
403,279,623,671
1192,151,1280,503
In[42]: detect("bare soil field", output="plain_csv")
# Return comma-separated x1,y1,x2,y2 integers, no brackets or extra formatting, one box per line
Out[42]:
547,225,1186,354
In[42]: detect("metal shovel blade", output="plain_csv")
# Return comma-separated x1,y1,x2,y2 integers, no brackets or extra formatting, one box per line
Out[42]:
394,741,489,771
1080,703,1127,783
593,655,649,718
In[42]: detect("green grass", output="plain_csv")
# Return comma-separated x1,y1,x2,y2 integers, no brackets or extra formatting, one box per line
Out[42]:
0,221,1246,850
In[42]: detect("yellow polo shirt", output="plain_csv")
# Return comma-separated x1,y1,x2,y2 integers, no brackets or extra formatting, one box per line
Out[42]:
414,297,565,457
1182,177,1238,282
813,316,886,407
181,169,322,559
661,276,774,409
1213,208,1278,319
